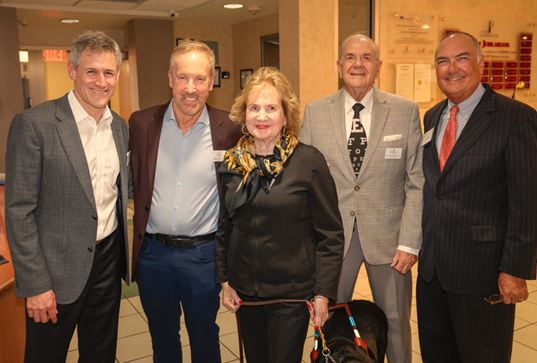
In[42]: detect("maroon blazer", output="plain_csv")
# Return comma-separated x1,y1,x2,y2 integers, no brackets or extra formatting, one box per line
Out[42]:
128,102,243,280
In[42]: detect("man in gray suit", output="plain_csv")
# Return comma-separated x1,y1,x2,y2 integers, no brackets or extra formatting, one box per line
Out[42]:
301,34,424,363
5,31,129,363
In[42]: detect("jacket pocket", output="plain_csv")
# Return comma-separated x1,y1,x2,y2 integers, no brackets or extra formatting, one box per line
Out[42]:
471,225,507,241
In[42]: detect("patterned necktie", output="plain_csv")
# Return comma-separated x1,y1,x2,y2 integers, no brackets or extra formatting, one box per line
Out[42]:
439,105,459,172
348,103,367,177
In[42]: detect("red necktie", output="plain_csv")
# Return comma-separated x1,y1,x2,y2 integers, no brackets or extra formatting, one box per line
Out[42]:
439,106,459,172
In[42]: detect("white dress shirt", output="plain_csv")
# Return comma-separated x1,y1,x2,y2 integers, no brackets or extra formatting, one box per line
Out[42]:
68,90,119,241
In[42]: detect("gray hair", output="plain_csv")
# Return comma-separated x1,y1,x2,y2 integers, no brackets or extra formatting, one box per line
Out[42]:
339,34,380,63
435,31,484,67
169,39,215,76
70,31,122,70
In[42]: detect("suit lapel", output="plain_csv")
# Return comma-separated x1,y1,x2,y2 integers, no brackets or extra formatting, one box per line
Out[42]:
441,87,496,175
330,89,355,177
428,99,448,177
146,104,167,196
207,104,228,171
54,95,96,211
208,105,226,149
358,87,388,181
111,116,126,173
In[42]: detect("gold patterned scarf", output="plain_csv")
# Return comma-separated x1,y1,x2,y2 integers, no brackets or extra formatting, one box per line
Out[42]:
218,131,299,218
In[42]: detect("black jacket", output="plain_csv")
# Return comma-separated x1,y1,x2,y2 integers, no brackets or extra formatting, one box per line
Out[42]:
215,142,344,301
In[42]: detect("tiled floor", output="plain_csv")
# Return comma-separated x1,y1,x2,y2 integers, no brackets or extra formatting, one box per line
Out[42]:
65,201,537,362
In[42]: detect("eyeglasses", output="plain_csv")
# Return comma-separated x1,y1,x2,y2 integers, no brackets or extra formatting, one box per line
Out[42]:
484,294,503,305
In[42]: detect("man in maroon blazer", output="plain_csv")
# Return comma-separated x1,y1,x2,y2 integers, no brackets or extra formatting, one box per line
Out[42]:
418,31,537,362
129,40,242,363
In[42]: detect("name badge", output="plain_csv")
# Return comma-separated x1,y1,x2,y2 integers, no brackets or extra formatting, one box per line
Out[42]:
421,128,434,146
213,150,226,162
385,148,402,159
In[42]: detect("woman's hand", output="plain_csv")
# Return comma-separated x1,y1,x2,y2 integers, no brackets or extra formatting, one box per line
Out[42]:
313,296,329,328
221,282,242,313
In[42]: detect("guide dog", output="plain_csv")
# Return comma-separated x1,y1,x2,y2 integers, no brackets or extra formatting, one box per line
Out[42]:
312,300,388,363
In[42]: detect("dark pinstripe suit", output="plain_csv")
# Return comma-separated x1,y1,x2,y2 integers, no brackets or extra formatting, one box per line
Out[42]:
418,84,537,362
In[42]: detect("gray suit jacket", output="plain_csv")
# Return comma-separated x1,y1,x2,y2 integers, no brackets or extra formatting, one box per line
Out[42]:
5,94,130,304
301,87,424,264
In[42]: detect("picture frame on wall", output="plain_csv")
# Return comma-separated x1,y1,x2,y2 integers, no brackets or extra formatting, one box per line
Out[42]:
240,69,253,89
214,67,221,87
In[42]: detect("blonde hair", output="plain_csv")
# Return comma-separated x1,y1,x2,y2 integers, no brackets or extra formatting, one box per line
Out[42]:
169,39,215,75
230,67,301,136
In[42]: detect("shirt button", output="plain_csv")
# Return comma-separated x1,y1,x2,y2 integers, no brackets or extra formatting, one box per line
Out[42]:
180,160,183,162
177,182,181,186
436,194,442,201
350,211,355,216
173,228,176,232
174,206,178,210
354,186,360,191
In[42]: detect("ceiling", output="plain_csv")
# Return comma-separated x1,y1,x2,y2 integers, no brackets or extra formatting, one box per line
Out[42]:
0,0,279,29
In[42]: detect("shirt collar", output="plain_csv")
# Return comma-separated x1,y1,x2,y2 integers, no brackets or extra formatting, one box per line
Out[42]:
447,83,486,118
68,89,112,125
165,100,209,128
344,86,374,114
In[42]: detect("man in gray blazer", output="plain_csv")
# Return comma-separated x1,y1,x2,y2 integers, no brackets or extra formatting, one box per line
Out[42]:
301,34,424,363
5,31,129,363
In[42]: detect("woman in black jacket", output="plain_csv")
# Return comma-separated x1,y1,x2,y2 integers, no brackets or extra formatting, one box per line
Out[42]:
215,67,344,363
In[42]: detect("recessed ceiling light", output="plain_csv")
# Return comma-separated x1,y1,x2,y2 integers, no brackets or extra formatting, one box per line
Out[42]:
60,19,80,24
223,4,244,9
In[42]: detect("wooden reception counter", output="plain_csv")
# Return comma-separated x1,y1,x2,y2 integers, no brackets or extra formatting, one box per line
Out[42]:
0,185,26,363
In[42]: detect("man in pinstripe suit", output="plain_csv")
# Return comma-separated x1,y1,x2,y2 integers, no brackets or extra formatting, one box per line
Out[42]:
301,34,424,363
418,31,537,362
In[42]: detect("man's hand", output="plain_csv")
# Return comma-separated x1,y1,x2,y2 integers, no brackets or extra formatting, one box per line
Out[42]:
391,250,418,274
498,272,529,304
26,290,58,323
221,282,242,313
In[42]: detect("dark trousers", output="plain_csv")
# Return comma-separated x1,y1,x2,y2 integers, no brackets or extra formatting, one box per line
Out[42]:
237,293,311,363
134,234,222,363
24,229,123,363
417,273,516,363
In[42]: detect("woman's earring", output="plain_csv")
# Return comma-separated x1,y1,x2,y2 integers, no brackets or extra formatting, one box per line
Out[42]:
242,124,249,135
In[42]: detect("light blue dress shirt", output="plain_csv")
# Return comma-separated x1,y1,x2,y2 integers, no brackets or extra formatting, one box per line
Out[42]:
146,102,219,237
436,84,486,155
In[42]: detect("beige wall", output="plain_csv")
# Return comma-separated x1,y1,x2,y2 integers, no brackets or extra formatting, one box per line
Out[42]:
232,13,280,99
128,19,174,111
118,59,132,122
0,7,24,173
280,0,339,116
377,0,537,113
44,61,72,100
174,21,235,111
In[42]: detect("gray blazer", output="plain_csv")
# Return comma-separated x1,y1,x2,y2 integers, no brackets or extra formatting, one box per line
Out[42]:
301,87,424,264
5,94,130,304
